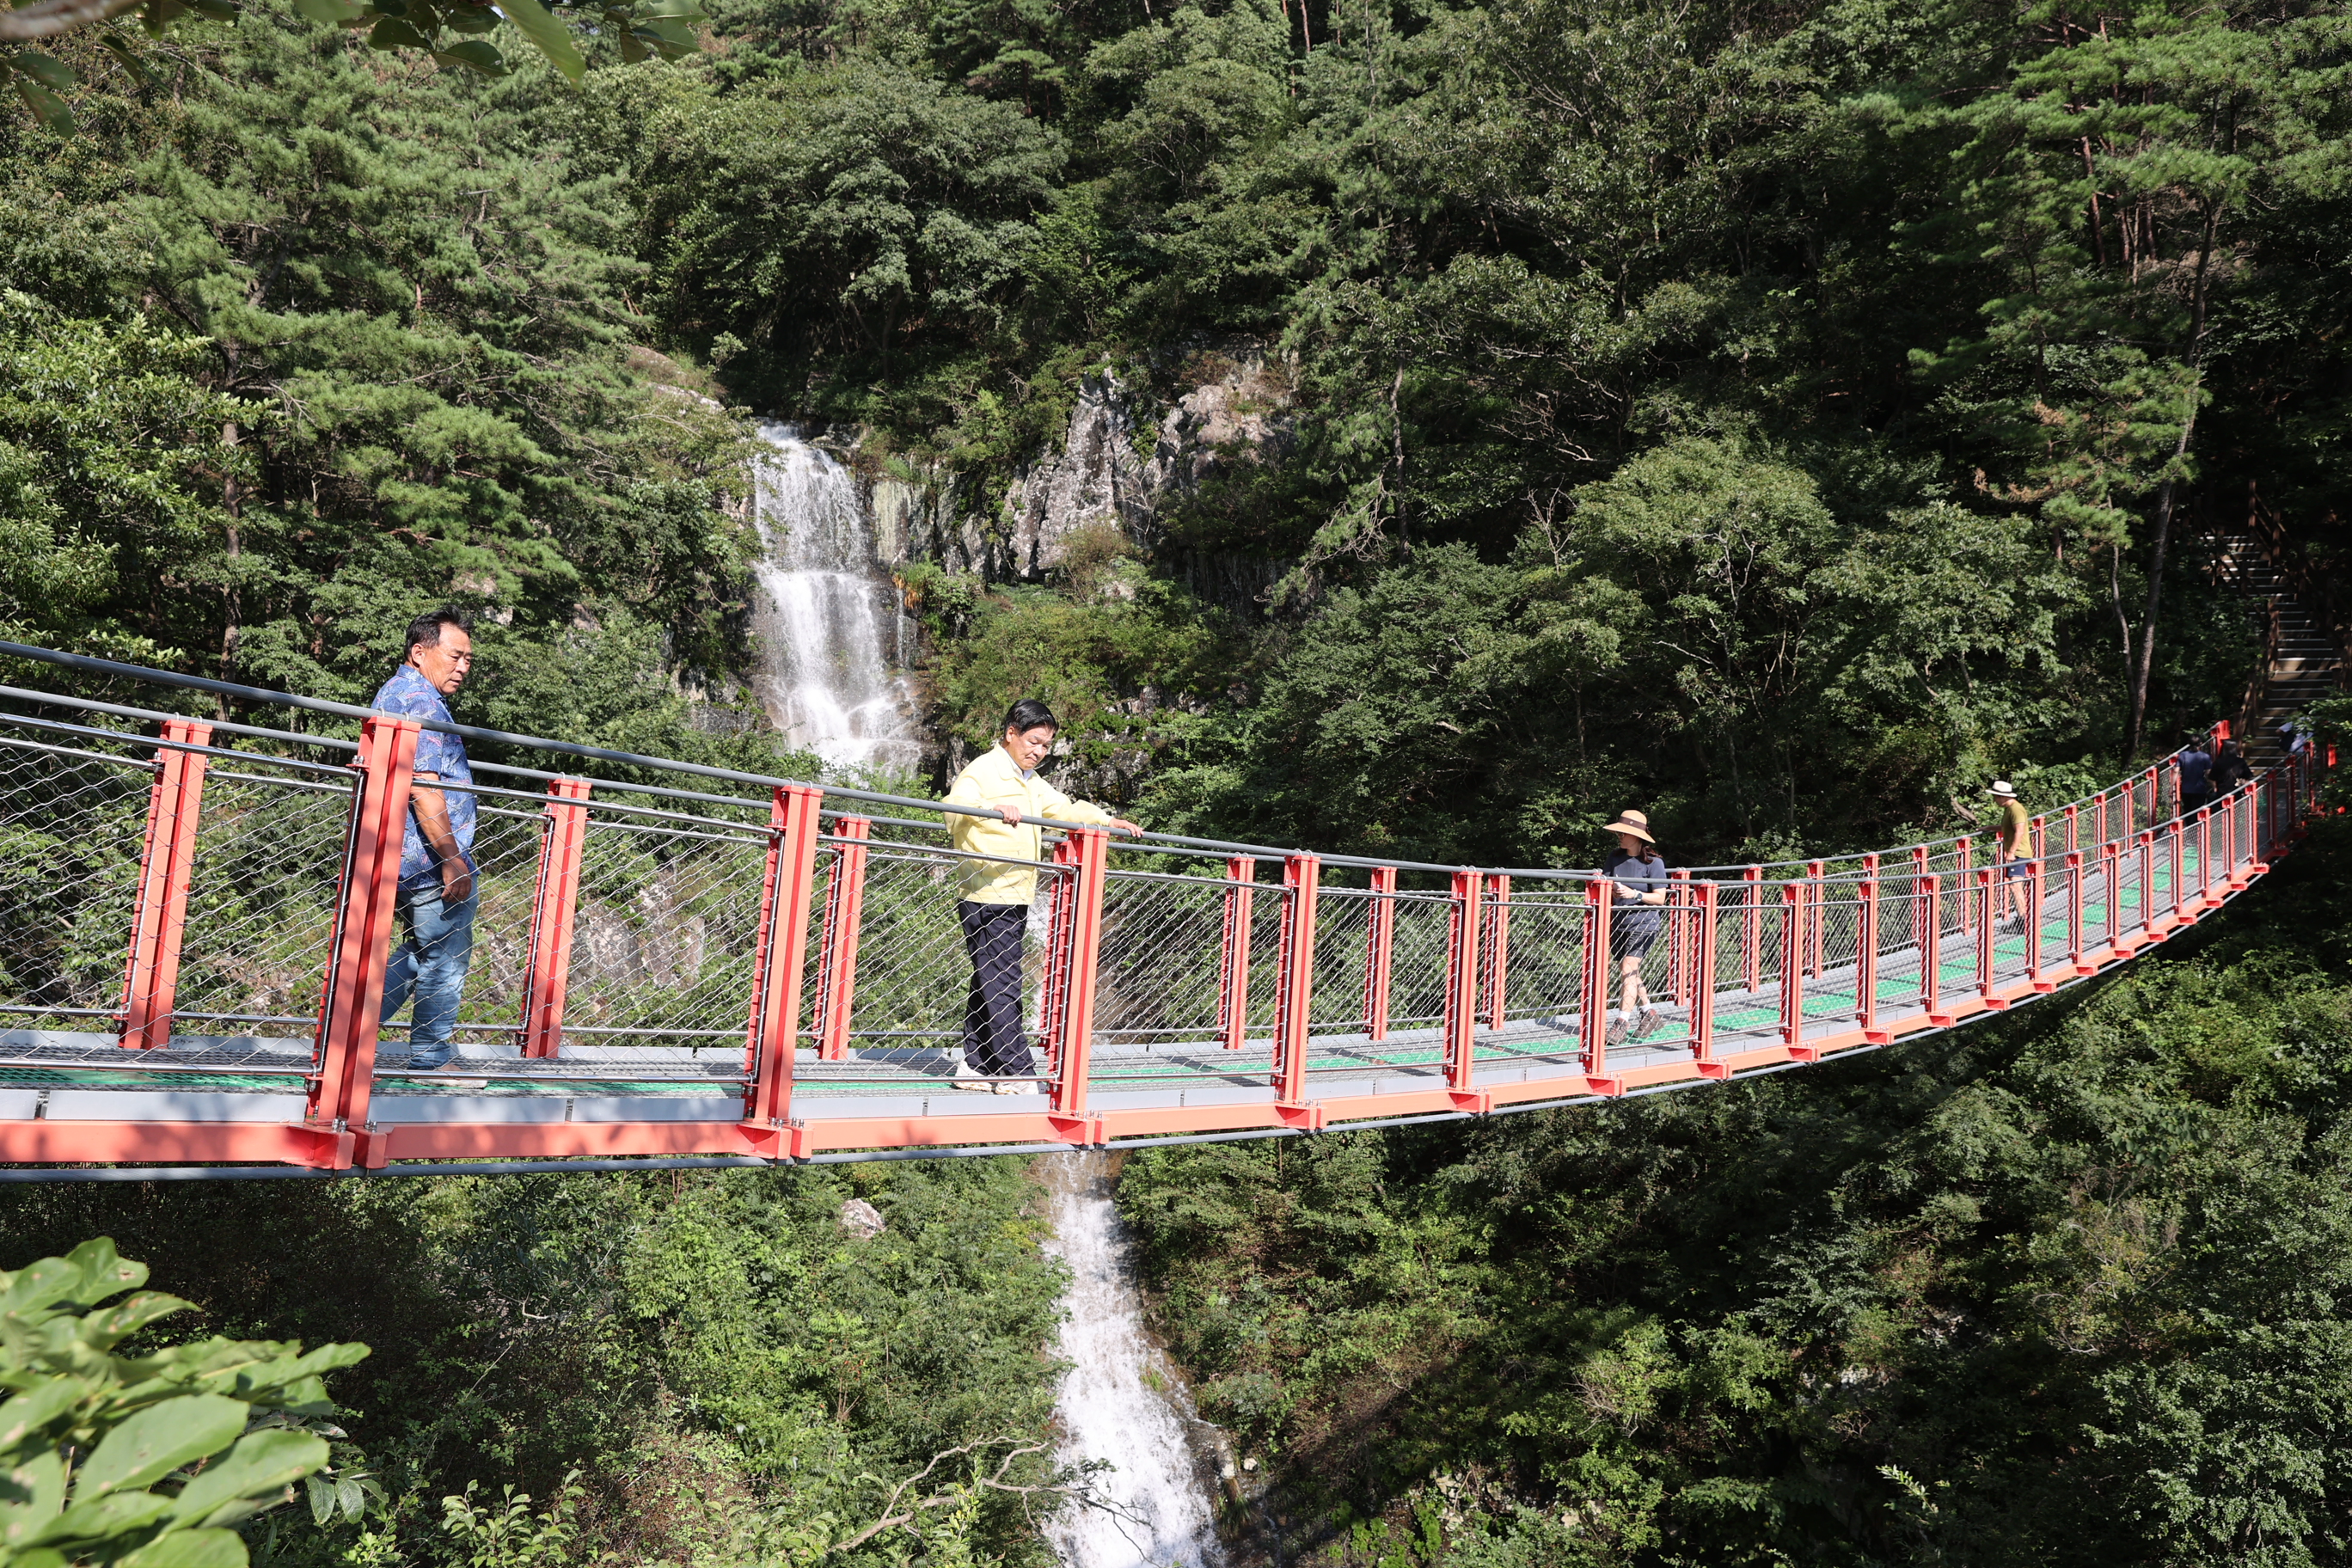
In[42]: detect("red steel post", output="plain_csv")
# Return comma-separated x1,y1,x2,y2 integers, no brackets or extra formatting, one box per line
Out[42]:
2135,830,2155,938
1858,873,1881,1040
743,784,824,1136
1039,836,1081,1066
1219,856,1257,1050
2064,802,2079,855
1049,827,1111,1122
1446,869,1485,1080
1804,860,1825,978
1691,882,1722,1075
517,777,592,1059
1363,866,1397,1041
1975,866,1998,1001
2100,838,2121,949
1664,868,1691,1005
1914,846,1941,1016
308,716,421,1145
1779,881,1804,1048
1271,853,1321,1106
2025,848,2049,987
119,718,214,1050
2065,849,2088,972
1580,877,1610,1076
1742,865,1762,993
1481,873,1512,1031
812,816,871,1061
2165,817,2184,922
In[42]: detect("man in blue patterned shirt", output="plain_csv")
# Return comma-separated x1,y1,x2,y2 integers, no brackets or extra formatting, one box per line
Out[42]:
372,610,484,1081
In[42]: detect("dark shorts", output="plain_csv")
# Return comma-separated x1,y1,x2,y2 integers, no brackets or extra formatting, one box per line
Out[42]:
1612,919,1662,960
2004,861,2032,881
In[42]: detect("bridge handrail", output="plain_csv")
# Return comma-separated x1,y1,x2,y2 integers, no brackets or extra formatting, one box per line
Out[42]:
0,639,2334,1176
0,640,2260,880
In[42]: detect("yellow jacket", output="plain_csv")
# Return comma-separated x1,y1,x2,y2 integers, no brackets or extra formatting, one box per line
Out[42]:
944,744,1118,904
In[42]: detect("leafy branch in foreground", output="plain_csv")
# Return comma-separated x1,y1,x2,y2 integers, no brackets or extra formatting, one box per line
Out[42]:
0,1236,367,1566
3,0,705,130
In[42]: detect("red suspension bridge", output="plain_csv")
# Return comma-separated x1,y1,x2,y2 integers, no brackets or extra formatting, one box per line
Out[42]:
0,643,2334,1179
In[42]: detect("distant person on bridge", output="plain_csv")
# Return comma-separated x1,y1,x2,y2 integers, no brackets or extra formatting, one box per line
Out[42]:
373,610,486,1087
2212,738,2254,796
944,700,1142,1093
2176,735,2214,816
1988,780,2032,934
1602,810,1669,1046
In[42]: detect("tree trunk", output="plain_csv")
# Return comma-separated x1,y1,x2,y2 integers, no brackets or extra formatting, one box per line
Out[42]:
2122,200,2222,760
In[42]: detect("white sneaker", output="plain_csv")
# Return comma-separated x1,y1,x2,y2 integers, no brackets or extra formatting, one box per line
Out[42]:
411,1062,488,1087
994,1081,1038,1096
951,1078,995,1093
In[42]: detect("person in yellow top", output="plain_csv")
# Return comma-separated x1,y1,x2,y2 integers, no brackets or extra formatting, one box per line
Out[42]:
1987,780,2033,934
941,700,1141,1093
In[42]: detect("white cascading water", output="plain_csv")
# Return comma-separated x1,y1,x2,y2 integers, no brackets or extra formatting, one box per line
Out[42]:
749,422,921,771
1041,1153,1226,1568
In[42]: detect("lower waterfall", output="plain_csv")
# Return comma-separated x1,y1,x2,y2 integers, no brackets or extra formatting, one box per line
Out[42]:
1040,1152,1226,1568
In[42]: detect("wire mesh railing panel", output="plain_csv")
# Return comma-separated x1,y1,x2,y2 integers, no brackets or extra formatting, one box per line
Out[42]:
557,809,774,1045
846,846,1024,1053
1386,893,1455,1032
0,732,153,1025
1243,882,1288,1037
1307,888,1375,1037
383,792,542,1045
1497,891,1586,1027
172,764,354,1037
1095,871,1228,1047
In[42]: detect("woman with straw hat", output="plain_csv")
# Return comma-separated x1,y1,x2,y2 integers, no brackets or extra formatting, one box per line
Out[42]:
1986,780,2031,934
1602,810,1671,1044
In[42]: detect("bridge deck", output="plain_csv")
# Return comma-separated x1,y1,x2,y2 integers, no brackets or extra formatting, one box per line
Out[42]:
0,646,2324,1173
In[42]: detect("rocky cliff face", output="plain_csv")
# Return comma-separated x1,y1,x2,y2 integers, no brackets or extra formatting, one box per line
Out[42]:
843,349,1295,589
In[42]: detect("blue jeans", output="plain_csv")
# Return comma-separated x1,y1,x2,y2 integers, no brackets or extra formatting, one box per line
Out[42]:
381,882,477,1069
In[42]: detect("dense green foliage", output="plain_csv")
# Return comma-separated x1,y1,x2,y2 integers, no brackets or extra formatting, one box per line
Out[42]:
622,0,2346,855
7,0,2341,848
0,1161,1067,1567
0,1237,358,1567
0,9,796,775
1119,818,2352,1565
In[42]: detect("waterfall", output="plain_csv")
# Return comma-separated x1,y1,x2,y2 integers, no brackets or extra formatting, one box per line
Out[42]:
749,422,920,772
1041,1152,1226,1568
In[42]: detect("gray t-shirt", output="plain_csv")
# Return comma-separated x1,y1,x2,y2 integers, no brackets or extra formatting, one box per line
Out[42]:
1604,848,1669,932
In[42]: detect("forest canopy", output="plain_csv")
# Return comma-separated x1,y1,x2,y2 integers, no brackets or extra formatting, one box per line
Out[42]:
3,0,2345,858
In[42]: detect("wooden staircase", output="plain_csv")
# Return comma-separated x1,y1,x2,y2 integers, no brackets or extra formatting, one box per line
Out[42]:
2211,532,2345,766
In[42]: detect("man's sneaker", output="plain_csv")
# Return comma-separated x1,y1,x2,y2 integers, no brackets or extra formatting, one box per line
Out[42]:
1631,1007,1665,1042
1605,1016,1629,1047
994,1081,1038,1096
411,1062,488,1087
951,1077,995,1093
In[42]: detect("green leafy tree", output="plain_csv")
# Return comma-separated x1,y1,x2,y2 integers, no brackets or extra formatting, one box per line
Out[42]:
0,1237,364,1567
1890,0,2351,756
3,0,705,131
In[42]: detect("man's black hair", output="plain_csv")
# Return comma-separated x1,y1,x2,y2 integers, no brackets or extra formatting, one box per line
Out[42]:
404,609,473,661
1003,698,1059,734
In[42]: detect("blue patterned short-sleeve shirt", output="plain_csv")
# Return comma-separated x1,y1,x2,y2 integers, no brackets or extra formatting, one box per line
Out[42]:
371,664,476,890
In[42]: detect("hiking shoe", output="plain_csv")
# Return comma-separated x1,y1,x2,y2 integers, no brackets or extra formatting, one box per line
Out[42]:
409,1062,487,1087
993,1081,1038,1096
1632,1008,1665,1042
1605,1017,1629,1047
951,1078,995,1093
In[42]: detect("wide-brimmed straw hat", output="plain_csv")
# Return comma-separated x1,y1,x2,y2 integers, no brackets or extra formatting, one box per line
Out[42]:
1605,809,1656,844
1986,780,2018,799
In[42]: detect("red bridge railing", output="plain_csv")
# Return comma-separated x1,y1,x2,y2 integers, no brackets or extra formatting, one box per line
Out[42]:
0,642,2334,1174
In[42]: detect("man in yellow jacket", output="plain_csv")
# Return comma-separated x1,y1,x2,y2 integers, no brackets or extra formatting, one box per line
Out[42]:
943,700,1141,1093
